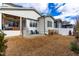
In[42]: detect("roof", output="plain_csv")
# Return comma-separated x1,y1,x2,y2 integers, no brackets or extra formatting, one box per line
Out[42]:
0,7,41,17
2,3,23,7
54,19,62,22
0,3,41,16
62,21,70,25
38,16,55,21
45,16,55,20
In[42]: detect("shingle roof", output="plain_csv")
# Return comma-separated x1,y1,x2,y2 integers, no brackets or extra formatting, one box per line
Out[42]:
54,19,62,22
38,16,55,21
2,3,23,7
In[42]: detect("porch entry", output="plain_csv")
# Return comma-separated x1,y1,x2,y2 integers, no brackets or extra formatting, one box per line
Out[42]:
2,13,20,30
2,13,21,36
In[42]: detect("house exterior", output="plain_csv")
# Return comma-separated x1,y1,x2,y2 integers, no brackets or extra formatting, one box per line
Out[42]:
38,16,74,35
0,3,74,37
0,3,41,36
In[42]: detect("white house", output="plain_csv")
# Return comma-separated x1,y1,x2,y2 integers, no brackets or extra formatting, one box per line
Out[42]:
0,3,74,37
0,3,41,36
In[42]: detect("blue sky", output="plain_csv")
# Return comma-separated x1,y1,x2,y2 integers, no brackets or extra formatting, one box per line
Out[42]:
48,3,65,16
16,3,79,24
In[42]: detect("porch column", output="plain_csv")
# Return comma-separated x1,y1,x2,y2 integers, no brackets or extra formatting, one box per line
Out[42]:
0,13,2,30
20,17,23,36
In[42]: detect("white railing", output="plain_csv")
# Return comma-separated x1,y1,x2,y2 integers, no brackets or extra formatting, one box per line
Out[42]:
57,28,73,35
45,28,74,35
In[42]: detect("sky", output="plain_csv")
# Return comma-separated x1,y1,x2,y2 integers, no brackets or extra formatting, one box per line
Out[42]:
15,3,79,24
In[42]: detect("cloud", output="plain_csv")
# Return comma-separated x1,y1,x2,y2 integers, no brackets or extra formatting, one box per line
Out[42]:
16,3,79,24
52,3,79,24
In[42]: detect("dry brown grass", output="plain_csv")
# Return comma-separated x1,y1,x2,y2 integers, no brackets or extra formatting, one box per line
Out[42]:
5,35,77,56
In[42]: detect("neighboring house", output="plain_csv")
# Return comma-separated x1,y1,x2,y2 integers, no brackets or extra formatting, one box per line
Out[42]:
0,3,74,37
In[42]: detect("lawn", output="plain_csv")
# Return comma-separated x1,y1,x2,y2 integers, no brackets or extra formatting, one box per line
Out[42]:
5,35,78,56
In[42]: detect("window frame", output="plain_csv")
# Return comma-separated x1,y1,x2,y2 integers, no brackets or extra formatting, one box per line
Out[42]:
30,21,37,27
47,21,52,27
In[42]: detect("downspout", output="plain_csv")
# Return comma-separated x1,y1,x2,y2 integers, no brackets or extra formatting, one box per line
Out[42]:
44,16,45,34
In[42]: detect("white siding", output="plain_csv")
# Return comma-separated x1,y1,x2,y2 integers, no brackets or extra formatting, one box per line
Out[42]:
26,20,37,34
45,17,54,34
37,17,55,34
37,17,45,34
23,19,38,36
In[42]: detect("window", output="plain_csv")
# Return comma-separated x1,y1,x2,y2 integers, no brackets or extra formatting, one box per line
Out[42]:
54,22,58,28
33,23,37,27
2,13,20,30
47,21,52,27
30,21,37,27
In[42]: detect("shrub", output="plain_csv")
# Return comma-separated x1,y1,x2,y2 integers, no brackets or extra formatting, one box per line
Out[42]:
70,42,79,53
0,30,7,56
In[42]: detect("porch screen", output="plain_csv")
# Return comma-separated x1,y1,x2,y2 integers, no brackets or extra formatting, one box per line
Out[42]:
2,13,20,30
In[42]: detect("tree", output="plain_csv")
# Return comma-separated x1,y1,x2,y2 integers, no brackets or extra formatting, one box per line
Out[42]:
76,20,79,31
70,19,79,54
0,30,7,56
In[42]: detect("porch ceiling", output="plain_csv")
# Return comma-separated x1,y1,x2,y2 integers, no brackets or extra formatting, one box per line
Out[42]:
2,13,20,20
0,8,41,20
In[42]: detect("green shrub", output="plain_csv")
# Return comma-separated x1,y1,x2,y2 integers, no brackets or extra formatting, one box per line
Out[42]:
70,42,79,53
0,30,7,56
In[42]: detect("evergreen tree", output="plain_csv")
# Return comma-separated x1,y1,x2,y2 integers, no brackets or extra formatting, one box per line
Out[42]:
0,30,7,56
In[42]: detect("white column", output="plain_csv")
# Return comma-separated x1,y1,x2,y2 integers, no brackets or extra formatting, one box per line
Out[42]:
20,17,22,35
